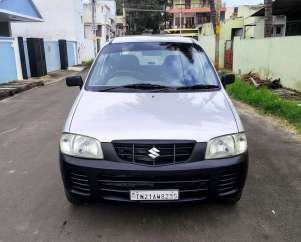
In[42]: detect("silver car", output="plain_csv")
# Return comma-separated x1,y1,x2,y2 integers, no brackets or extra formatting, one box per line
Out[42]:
60,36,248,205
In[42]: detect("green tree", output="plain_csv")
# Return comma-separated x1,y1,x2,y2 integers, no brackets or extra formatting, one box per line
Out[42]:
116,0,168,34
116,0,123,15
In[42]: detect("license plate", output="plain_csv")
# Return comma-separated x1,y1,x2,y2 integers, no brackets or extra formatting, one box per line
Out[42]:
130,190,179,201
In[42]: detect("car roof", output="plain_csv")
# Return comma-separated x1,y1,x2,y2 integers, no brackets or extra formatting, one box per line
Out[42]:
111,35,195,44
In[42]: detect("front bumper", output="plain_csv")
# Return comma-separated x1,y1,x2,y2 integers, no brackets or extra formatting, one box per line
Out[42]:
60,152,248,203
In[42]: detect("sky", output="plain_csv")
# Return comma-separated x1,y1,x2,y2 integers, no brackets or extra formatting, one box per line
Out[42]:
223,0,263,7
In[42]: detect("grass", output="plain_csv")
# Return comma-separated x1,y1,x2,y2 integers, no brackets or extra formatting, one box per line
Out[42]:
82,59,94,67
226,78,301,133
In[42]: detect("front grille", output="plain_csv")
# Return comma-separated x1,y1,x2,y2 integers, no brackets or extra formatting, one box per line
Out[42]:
68,172,91,196
217,171,240,196
98,173,210,201
113,141,196,166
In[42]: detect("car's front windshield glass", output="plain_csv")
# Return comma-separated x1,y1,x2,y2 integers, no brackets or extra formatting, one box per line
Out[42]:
86,42,219,92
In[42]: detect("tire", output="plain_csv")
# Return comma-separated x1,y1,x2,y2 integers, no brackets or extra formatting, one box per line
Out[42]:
65,190,85,206
223,192,242,205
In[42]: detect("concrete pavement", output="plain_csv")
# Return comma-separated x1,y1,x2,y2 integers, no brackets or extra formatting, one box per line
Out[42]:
0,70,83,101
0,74,300,242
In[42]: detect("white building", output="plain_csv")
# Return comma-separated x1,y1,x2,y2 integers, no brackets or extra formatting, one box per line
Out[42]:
237,5,286,39
101,0,116,22
11,0,95,63
0,0,43,37
116,15,127,37
83,0,116,51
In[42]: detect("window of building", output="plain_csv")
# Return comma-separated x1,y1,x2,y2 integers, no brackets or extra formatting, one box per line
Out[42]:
286,20,301,36
201,0,209,7
220,11,225,21
233,7,238,17
186,17,194,28
196,13,210,25
185,0,191,9
272,25,285,37
231,28,243,40
96,25,102,37
175,17,185,28
84,24,91,39
0,22,10,37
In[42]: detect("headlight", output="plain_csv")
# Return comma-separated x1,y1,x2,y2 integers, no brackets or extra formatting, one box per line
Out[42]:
60,133,103,159
205,133,247,159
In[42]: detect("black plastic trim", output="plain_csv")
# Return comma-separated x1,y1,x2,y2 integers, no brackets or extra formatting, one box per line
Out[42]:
60,152,248,203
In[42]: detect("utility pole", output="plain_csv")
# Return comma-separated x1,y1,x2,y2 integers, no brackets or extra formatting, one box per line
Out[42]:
91,0,97,56
176,0,184,36
209,0,217,31
122,0,127,35
180,0,182,35
164,0,167,29
209,0,220,69
264,0,273,37
122,0,125,17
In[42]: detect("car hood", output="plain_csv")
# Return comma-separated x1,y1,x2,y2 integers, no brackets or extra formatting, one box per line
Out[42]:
68,90,238,142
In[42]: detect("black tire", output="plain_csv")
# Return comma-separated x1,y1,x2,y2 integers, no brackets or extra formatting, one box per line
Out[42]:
65,190,85,206
223,192,242,205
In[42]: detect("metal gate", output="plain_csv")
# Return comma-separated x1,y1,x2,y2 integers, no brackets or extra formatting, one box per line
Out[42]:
44,41,61,72
0,37,18,83
224,40,233,70
67,41,77,66
27,38,47,77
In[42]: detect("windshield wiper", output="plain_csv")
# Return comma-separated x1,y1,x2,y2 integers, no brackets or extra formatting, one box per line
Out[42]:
98,83,171,92
98,84,218,92
176,84,219,90
122,83,170,90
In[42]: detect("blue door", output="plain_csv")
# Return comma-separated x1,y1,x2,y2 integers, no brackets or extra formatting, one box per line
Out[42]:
44,41,61,72
0,39,18,84
67,41,77,66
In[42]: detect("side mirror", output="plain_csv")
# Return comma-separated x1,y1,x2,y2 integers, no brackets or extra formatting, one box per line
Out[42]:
221,73,235,86
66,76,83,89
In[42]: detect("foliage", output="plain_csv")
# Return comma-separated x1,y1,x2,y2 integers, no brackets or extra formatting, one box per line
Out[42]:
116,0,169,34
82,59,94,67
226,78,301,133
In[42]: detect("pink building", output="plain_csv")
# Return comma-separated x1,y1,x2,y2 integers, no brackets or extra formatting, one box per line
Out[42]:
167,0,226,29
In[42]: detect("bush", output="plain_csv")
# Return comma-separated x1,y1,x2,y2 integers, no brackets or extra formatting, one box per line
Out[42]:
82,59,94,67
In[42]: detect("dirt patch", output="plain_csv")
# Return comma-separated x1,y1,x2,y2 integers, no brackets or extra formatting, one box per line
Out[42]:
0,81,44,100
233,100,301,141
272,88,301,101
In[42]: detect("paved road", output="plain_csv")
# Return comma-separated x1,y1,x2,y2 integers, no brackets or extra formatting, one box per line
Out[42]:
0,74,300,242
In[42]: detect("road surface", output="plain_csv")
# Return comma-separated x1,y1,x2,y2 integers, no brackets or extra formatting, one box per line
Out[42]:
0,74,300,242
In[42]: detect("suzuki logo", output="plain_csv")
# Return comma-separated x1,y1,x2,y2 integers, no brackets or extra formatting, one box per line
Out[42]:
148,147,160,159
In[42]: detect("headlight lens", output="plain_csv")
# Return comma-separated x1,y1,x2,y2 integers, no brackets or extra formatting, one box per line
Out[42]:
205,133,247,159
60,133,103,159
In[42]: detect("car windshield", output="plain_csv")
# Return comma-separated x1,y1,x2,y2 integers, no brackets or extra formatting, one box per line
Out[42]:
86,42,220,92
